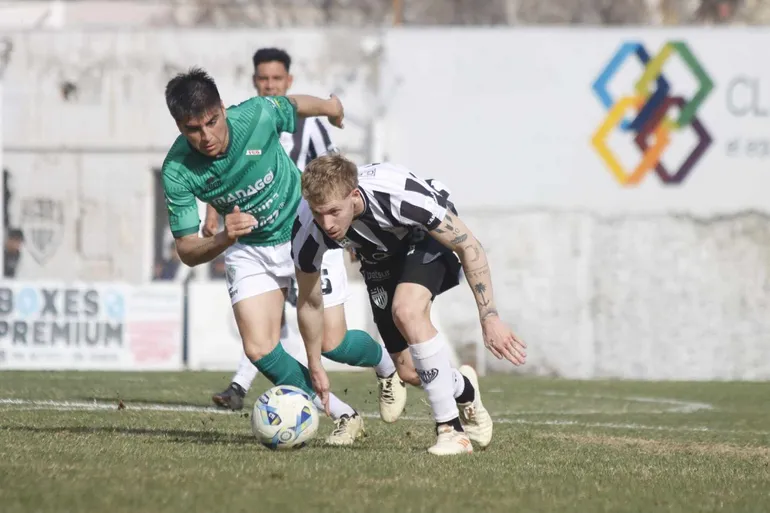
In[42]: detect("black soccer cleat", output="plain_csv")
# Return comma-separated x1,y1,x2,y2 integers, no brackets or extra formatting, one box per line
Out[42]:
212,383,246,411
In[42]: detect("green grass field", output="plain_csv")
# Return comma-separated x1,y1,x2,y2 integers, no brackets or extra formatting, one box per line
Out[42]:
0,371,768,513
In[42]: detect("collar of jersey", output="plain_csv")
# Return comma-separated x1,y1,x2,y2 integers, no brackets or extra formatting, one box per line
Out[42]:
353,186,369,220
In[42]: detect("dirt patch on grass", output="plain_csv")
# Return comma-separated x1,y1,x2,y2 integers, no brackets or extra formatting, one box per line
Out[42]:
541,432,770,461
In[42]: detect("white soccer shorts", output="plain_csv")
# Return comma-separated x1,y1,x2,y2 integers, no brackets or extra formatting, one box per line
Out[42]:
224,241,349,307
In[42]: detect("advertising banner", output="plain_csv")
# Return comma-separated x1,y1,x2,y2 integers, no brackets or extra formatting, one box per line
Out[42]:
0,282,184,370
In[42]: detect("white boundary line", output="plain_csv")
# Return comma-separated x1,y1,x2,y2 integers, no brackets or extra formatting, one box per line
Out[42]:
538,391,714,413
0,398,232,414
1,398,765,436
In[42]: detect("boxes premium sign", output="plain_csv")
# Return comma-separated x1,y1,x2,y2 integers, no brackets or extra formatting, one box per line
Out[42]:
0,282,184,370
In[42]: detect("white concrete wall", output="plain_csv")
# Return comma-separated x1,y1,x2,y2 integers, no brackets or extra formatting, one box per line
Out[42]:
6,152,158,282
439,210,770,379
2,29,376,282
2,28,769,379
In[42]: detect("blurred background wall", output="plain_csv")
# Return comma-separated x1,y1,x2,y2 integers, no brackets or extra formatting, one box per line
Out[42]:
1,0,768,378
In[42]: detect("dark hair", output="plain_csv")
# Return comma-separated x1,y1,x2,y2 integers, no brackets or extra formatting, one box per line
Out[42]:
7,228,23,240
164,67,222,122
252,48,291,72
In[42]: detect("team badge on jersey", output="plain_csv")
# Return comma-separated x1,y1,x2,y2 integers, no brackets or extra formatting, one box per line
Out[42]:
370,286,388,310
20,197,64,265
245,149,262,156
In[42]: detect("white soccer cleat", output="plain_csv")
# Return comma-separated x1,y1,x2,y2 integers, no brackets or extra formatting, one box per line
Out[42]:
377,372,407,423
458,365,494,448
325,413,365,446
427,424,473,456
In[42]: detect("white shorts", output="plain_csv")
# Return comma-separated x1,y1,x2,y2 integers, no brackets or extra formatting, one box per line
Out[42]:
224,241,349,308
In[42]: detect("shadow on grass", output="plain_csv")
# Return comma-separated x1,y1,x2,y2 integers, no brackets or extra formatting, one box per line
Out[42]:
0,424,256,445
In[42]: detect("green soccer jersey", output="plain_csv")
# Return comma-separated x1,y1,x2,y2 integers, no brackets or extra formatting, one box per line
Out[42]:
161,96,301,247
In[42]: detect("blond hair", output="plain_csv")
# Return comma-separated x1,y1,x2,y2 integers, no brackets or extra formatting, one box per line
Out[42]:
301,153,359,205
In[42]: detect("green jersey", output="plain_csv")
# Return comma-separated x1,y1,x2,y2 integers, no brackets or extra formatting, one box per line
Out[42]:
161,96,301,246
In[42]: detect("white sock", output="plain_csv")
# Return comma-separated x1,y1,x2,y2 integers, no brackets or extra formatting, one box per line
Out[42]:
374,344,397,378
277,317,310,366
408,332,459,423
232,353,259,392
313,392,356,420
452,368,466,399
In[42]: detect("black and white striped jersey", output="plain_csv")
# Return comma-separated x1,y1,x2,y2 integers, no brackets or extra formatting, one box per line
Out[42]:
291,162,454,273
281,116,337,170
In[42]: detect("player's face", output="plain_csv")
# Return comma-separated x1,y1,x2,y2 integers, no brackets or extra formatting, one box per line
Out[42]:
253,61,293,97
309,189,358,241
177,104,229,157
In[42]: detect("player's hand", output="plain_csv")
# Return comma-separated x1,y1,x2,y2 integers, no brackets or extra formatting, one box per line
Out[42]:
481,316,527,366
202,208,220,237
326,94,344,129
309,361,331,416
224,206,257,242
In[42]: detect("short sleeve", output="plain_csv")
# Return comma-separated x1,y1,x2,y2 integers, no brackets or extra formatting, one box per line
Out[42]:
162,165,200,238
395,176,449,231
259,96,297,134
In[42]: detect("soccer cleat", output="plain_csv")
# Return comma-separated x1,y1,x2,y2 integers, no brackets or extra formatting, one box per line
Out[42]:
457,365,494,448
427,424,473,456
325,413,365,446
211,383,245,411
377,372,407,423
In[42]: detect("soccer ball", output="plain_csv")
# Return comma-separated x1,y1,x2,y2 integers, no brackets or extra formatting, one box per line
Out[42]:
251,385,319,450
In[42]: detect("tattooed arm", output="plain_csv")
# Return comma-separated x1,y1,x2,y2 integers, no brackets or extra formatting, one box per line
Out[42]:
427,212,526,365
428,212,497,321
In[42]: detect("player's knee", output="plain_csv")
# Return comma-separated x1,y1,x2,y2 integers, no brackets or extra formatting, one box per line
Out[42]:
321,305,347,352
391,297,430,334
242,338,275,362
320,333,344,353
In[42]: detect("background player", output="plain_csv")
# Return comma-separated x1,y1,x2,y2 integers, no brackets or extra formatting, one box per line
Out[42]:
162,69,400,445
206,48,408,424
291,155,527,455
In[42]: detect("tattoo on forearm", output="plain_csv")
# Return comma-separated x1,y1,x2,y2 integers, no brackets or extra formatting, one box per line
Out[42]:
481,308,499,321
441,214,465,237
473,282,490,306
434,227,445,233
464,262,495,313
464,243,481,263
450,233,468,245
466,264,490,278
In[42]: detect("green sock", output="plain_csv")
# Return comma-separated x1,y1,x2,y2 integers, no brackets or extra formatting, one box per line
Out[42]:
322,329,383,368
253,343,315,398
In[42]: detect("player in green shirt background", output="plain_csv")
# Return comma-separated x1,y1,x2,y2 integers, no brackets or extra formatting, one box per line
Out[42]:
161,67,402,445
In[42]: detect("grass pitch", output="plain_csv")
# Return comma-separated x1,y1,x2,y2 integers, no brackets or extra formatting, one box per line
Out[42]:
0,371,769,513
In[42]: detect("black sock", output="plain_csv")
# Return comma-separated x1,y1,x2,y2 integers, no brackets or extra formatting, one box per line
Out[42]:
437,417,464,433
455,376,475,404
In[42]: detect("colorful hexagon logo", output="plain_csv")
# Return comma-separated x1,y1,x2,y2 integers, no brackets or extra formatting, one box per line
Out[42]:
591,41,714,186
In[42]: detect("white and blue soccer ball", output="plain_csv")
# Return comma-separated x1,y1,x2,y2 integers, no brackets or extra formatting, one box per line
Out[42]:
251,385,319,450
